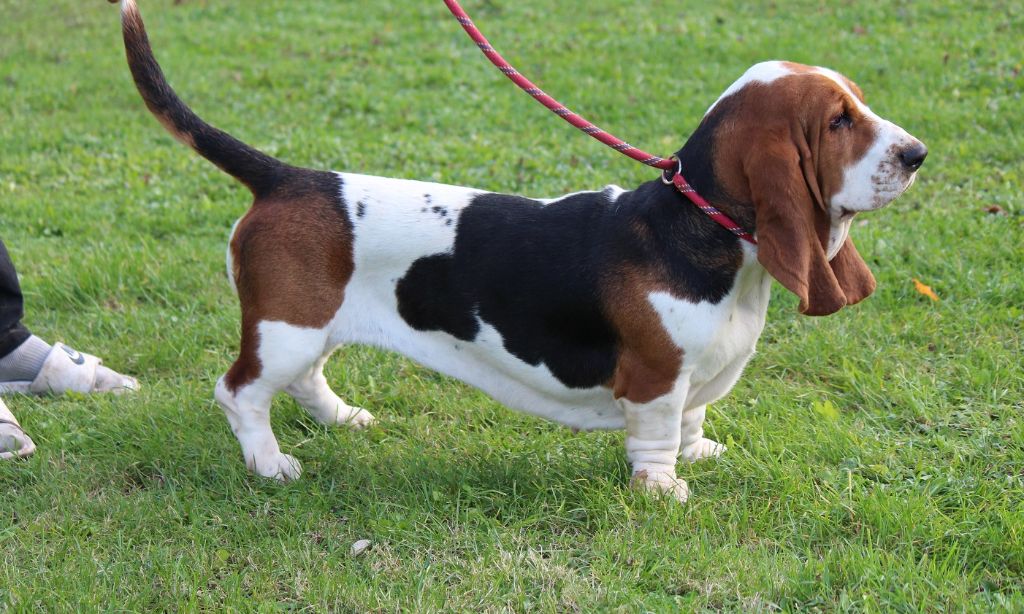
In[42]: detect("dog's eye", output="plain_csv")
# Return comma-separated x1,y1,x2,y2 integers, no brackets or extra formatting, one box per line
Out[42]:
829,112,852,130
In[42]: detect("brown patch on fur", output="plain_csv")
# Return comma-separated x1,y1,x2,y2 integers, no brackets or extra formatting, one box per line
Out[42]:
708,66,879,315
603,266,683,404
223,170,354,391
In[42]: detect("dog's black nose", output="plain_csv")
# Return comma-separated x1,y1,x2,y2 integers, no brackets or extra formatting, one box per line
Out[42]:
899,142,928,171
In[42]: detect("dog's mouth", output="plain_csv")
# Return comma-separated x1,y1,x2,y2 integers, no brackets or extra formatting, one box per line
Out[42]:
835,169,918,218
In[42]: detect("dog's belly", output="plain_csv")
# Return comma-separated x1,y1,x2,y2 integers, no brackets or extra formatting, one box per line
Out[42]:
332,284,625,430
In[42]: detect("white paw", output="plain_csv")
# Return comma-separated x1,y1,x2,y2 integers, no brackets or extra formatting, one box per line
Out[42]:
248,452,302,481
305,398,376,429
631,469,690,503
337,406,375,429
679,437,726,463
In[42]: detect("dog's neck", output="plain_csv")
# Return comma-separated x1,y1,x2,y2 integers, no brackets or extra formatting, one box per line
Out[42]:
668,92,763,236
672,140,756,234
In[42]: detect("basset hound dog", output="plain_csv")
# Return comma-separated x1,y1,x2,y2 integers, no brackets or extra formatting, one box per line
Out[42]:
112,0,925,502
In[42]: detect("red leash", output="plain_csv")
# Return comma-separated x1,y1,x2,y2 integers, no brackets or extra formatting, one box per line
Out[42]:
444,0,757,245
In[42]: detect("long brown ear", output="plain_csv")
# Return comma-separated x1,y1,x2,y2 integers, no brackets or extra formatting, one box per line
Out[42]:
747,141,856,316
830,237,876,306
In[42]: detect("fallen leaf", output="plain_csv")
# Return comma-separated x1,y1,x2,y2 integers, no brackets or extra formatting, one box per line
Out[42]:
913,278,939,301
350,539,372,557
812,399,840,420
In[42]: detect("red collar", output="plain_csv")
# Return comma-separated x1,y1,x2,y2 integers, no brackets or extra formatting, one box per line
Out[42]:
663,160,757,245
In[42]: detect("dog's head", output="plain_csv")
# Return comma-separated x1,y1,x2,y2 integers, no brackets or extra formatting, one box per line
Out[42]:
683,61,926,315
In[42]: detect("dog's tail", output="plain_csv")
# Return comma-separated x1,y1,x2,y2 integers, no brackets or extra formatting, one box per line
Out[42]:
110,0,286,196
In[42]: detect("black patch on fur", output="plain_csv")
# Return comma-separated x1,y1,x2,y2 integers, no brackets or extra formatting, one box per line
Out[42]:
356,201,366,218
268,169,347,213
626,182,747,301
397,253,481,342
431,205,448,217
395,183,743,389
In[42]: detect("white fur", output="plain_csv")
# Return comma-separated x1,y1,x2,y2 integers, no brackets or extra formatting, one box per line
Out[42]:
215,319,374,479
706,60,793,114
830,117,919,213
621,381,691,502
678,405,725,463
650,250,773,410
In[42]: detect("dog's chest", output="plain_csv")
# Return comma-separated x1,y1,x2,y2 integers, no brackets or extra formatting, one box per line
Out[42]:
649,261,772,407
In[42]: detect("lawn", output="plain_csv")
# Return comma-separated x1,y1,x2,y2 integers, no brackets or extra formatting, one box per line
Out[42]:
1,0,1022,610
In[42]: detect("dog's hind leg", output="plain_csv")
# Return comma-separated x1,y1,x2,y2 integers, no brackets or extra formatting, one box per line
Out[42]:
284,349,375,428
215,320,333,481
214,171,357,480
216,376,300,481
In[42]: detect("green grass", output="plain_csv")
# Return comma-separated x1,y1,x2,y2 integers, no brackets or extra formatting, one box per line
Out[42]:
1,0,1022,610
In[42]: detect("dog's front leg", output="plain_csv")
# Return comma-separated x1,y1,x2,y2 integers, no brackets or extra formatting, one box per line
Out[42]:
621,385,690,503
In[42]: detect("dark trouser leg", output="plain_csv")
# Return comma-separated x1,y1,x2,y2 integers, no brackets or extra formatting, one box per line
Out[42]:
0,239,30,359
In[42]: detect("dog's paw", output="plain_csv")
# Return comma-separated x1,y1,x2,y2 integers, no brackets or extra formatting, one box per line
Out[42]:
307,399,376,429
247,452,302,481
679,437,725,462
338,405,375,429
630,469,690,503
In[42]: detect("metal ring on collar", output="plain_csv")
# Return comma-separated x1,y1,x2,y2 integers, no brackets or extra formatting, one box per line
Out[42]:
661,157,682,185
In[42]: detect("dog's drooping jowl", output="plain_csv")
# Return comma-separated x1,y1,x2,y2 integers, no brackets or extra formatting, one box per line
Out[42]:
111,0,925,502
